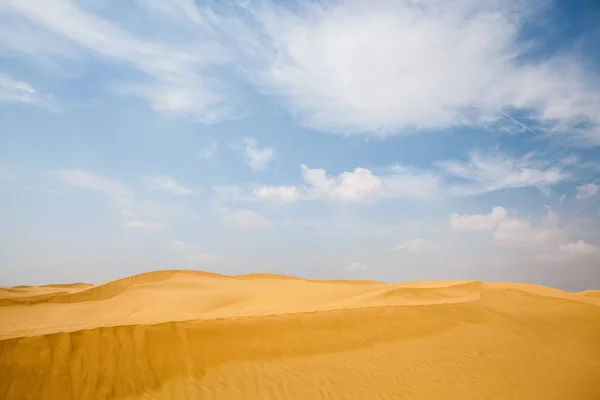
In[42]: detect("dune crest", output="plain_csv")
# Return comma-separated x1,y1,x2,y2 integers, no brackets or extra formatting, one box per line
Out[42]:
580,290,600,298
1,270,599,400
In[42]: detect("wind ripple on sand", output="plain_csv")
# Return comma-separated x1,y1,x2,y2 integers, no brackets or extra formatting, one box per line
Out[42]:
1,270,599,399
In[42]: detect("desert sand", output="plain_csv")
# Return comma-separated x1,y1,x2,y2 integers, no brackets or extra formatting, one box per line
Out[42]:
1,270,599,399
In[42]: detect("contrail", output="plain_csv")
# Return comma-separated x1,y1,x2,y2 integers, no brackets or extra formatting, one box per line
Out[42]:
502,111,539,136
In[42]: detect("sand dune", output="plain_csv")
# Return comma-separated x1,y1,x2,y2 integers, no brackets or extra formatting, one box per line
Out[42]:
1,270,599,399
580,290,600,298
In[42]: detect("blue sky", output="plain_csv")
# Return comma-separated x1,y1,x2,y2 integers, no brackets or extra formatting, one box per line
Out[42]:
1,0,599,290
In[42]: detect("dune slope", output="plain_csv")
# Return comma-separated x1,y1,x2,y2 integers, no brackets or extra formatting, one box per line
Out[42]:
1,270,599,400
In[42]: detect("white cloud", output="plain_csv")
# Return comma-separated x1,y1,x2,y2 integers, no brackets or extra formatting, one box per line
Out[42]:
449,206,507,232
382,165,440,199
4,1,600,142
301,164,384,202
55,169,133,206
450,206,562,245
561,154,581,166
575,183,599,199
145,175,196,195
253,185,300,203
213,185,246,203
0,74,55,109
299,149,565,202
0,0,236,121
347,261,368,271
493,218,560,245
439,150,569,196
242,138,274,171
299,163,438,202
172,240,217,266
55,169,168,229
197,142,218,160
212,149,569,207
396,238,438,253
559,241,599,256
224,209,272,228
247,0,600,143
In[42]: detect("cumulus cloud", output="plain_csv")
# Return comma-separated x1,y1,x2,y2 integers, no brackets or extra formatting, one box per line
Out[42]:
0,74,56,109
396,238,438,253
253,185,300,203
242,138,274,171
301,164,384,202
145,175,197,195
246,0,600,143
249,163,437,203
227,148,569,205
450,206,562,245
224,209,272,228
559,241,599,256
249,147,563,204
575,183,599,199
300,163,438,202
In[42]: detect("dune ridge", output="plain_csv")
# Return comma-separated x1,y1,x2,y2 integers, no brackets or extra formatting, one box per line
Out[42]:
1,270,599,400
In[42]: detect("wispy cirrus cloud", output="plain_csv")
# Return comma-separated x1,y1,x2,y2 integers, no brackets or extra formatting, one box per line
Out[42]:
575,183,599,199
222,208,272,228
54,169,171,229
172,239,217,266
244,0,600,144
438,150,570,196
0,74,56,109
240,148,571,204
145,175,197,196
0,0,237,121
3,0,600,144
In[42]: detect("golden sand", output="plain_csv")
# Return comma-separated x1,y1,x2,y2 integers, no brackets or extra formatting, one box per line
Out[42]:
1,270,599,399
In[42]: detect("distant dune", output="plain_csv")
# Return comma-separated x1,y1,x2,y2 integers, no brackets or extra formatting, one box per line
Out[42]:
1,270,599,399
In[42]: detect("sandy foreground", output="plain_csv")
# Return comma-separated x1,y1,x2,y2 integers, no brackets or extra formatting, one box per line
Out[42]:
1,270,599,399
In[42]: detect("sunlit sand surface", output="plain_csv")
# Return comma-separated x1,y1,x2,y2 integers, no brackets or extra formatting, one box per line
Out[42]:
1,270,599,399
